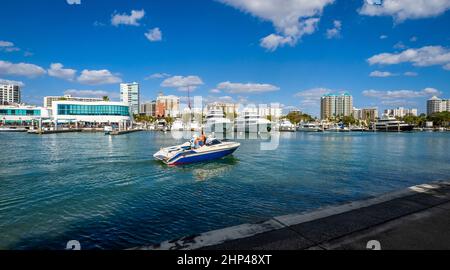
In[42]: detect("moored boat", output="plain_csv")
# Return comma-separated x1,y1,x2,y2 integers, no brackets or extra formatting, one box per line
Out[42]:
204,109,232,133
297,122,322,132
373,116,414,132
235,111,271,133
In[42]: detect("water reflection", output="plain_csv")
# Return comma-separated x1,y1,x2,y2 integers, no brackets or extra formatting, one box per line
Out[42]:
191,157,239,181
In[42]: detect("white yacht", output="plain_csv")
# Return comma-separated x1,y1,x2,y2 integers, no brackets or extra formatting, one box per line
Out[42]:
235,111,271,133
373,115,414,132
278,119,295,132
297,122,322,132
204,109,232,133
171,119,184,131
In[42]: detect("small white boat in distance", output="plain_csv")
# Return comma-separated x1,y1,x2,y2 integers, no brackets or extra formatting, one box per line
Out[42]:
153,138,240,165
297,123,322,132
278,119,296,132
171,119,184,131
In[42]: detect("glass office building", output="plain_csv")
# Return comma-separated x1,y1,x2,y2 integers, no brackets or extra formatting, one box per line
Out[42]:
0,105,47,125
52,101,131,124
57,104,129,116
0,108,41,116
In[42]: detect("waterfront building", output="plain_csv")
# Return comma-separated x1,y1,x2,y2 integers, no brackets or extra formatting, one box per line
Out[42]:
384,107,417,118
206,102,237,117
321,93,353,120
156,93,180,117
0,84,20,105
120,82,140,115
427,96,449,115
0,104,49,125
258,104,282,119
352,108,362,120
140,101,156,117
44,95,103,108
52,100,131,125
353,107,378,122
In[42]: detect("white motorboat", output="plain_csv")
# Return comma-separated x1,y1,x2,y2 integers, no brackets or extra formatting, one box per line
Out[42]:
297,123,322,132
171,119,184,131
278,119,295,132
153,138,240,165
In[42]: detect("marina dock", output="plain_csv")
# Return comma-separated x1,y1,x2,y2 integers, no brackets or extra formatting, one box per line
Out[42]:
134,180,450,250
27,129,82,135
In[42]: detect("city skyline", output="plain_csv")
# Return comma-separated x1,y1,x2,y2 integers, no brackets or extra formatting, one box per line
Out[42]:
1,0,450,117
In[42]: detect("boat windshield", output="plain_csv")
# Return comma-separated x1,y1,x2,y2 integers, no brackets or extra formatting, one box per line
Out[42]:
206,139,222,146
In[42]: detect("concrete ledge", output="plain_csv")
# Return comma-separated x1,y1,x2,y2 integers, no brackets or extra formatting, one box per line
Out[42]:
133,180,450,250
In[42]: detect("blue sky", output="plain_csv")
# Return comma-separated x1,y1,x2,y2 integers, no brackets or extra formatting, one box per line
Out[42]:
1,0,450,116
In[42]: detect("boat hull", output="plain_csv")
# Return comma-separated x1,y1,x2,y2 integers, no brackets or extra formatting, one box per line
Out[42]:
170,146,239,165
374,125,414,132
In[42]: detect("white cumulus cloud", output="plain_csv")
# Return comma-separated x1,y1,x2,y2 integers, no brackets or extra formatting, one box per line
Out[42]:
218,0,334,51
326,20,342,39
77,69,122,85
145,72,171,80
64,89,119,99
294,87,333,107
111,9,145,26
0,40,20,52
359,0,450,22
145,28,162,42
362,87,441,99
404,71,418,76
0,60,46,78
161,75,204,91
216,81,280,94
48,63,77,81
369,70,396,77
367,45,450,70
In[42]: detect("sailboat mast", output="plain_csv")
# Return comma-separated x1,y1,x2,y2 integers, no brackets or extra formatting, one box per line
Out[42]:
188,85,191,109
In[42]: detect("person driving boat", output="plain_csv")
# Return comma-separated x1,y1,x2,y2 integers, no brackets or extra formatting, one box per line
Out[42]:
191,131,207,148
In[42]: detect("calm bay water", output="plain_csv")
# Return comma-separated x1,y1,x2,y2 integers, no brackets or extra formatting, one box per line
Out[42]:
0,131,449,249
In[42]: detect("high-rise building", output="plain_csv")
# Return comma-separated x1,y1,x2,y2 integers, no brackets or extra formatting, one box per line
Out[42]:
120,82,140,115
206,102,237,117
0,84,20,105
140,101,156,117
155,92,180,117
384,107,418,118
321,93,353,120
44,95,103,108
353,107,378,122
427,96,449,115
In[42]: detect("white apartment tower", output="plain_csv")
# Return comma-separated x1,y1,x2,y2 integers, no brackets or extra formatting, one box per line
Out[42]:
427,96,449,115
120,82,140,115
0,84,21,105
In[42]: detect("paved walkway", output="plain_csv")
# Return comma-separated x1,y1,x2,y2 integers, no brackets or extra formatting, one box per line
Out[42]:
133,181,450,250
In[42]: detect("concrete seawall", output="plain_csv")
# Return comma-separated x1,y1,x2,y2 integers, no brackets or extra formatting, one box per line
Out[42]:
132,180,450,250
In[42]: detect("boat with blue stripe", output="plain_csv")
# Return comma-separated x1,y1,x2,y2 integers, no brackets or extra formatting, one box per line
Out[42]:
153,138,240,165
